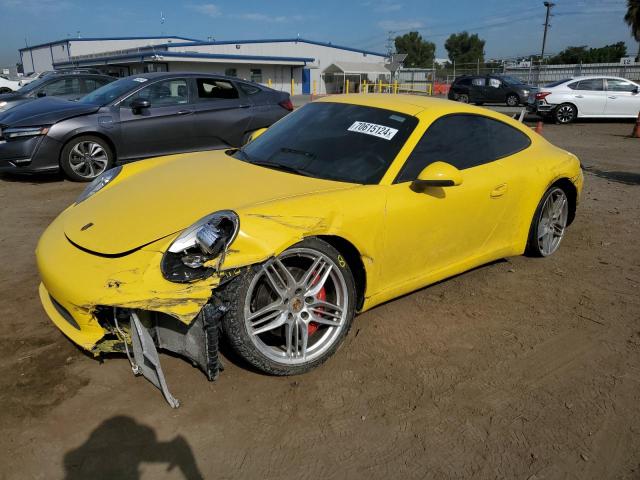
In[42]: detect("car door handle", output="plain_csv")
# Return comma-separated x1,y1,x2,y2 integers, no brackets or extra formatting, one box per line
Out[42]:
574,95,584,98
238,104,251,109
490,184,508,198
608,96,617,99
177,110,193,116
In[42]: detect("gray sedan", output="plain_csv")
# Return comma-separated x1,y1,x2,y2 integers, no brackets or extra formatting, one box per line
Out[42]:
0,72,292,181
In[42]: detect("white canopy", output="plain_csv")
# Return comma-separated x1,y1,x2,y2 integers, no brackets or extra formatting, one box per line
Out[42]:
324,62,390,75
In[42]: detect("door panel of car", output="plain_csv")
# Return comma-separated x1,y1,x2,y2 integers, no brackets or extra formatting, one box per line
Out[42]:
117,78,195,160
469,77,486,101
190,78,253,149
238,82,285,132
567,78,606,115
380,114,530,290
486,77,506,102
604,79,640,116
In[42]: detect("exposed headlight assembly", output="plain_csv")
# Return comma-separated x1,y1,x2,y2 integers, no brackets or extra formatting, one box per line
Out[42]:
162,211,239,283
3,126,49,139
75,166,122,204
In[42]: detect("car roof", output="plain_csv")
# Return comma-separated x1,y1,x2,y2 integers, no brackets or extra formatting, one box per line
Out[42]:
123,72,244,82
560,75,632,82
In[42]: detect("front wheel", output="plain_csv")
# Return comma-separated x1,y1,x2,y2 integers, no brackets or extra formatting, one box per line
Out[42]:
60,135,114,182
221,237,356,375
526,186,569,257
456,93,469,103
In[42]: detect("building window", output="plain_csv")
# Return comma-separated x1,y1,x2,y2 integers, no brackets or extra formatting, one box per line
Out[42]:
225,68,237,77
250,68,262,83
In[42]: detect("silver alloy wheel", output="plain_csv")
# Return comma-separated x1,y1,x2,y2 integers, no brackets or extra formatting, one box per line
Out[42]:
68,141,109,179
244,248,349,365
556,105,576,123
457,94,469,103
537,188,568,256
507,94,519,106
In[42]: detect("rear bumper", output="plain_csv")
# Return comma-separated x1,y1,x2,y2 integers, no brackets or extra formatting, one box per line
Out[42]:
528,100,555,115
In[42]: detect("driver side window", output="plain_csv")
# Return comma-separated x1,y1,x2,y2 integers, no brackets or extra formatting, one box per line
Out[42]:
126,79,189,107
395,114,531,183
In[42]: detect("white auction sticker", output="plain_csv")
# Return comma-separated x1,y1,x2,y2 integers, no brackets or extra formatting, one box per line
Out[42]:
347,121,398,140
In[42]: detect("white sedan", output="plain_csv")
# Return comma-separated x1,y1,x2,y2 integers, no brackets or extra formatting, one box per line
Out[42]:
529,76,640,123
0,75,21,93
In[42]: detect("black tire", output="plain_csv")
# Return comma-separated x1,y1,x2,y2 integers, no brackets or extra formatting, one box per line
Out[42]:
525,185,570,257
0,87,12,94
506,94,519,107
474,102,484,106
220,237,356,376
554,103,577,124
456,93,469,103
60,135,114,182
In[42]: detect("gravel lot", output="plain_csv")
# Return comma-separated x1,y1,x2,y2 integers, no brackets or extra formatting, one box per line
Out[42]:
0,116,638,480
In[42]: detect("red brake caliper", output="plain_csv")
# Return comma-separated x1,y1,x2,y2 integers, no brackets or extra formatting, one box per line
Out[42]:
307,281,325,336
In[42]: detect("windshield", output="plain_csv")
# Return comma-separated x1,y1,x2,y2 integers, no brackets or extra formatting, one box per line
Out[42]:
78,77,143,106
18,76,51,93
237,102,418,184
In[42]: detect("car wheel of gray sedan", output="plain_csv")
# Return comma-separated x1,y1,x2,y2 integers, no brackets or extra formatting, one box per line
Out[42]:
554,103,577,124
506,94,519,106
220,237,356,376
526,186,569,257
456,93,469,103
60,135,114,182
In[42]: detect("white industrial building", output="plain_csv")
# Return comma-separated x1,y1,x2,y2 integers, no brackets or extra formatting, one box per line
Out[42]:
19,35,389,95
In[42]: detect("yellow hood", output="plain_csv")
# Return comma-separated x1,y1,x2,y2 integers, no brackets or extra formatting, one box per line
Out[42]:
63,151,351,255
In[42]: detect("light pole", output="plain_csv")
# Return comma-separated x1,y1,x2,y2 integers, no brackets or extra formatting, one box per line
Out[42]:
540,1,555,63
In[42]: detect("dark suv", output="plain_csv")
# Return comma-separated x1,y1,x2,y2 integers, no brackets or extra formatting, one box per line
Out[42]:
0,72,115,113
448,75,535,106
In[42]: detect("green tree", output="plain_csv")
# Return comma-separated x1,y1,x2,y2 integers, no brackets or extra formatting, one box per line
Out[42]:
444,31,485,64
549,42,627,64
394,32,436,68
625,0,640,59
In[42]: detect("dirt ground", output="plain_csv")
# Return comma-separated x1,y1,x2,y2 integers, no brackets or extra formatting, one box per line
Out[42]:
0,119,639,480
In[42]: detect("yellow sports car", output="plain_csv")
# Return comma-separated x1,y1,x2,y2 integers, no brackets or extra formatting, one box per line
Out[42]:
36,94,583,406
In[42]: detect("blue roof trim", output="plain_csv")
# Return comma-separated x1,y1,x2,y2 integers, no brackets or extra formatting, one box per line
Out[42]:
167,38,386,57
53,51,314,67
20,36,203,52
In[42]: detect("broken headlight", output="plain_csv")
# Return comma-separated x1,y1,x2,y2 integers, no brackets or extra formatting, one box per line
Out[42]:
161,210,239,283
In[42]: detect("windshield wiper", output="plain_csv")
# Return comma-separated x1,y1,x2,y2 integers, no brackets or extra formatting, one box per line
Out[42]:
250,160,314,177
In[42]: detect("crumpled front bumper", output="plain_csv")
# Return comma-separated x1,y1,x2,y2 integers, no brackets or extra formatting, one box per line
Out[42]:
36,211,222,353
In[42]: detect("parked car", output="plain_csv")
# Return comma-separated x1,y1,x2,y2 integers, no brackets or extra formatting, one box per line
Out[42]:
36,95,582,406
0,75,21,93
0,72,293,181
0,73,115,113
528,76,640,124
448,74,535,106
18,69,104,87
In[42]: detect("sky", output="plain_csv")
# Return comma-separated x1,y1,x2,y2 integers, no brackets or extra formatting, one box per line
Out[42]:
0,0,636,67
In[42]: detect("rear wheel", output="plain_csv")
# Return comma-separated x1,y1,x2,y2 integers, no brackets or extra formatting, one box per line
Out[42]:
526,186,569,257
0,87,12,94
60,135,114,182
506,94,519,106
221,237,356,375
554,103,577,124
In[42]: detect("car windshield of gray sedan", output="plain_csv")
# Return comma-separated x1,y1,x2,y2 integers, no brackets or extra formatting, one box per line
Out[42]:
236,102,418,184
78,77,142,106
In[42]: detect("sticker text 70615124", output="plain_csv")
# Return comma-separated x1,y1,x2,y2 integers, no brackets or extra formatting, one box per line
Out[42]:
347,121,399,141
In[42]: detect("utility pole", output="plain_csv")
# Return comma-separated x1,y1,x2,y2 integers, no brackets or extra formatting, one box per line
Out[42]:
540,1,555,63
386,31,395,58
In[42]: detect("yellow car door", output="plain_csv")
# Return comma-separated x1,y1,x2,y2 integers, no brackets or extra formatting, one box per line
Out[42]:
379,113,532,294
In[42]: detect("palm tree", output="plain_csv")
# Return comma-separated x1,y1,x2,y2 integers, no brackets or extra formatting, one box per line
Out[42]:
625,0,640,60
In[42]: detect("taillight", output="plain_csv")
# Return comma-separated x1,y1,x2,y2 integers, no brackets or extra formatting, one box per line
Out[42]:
535,91,551,100
279,99,294,111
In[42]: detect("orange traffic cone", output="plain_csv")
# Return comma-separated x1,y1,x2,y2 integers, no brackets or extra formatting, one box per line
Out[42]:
631,112,640,138
534,121,544,135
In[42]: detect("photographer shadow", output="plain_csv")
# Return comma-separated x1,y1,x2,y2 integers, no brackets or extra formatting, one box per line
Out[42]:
64,415,204,480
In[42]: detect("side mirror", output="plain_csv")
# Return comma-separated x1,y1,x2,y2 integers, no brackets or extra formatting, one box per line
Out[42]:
245,127,267,145
36,91,46,98
130,98,150,114
413,162,463,188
